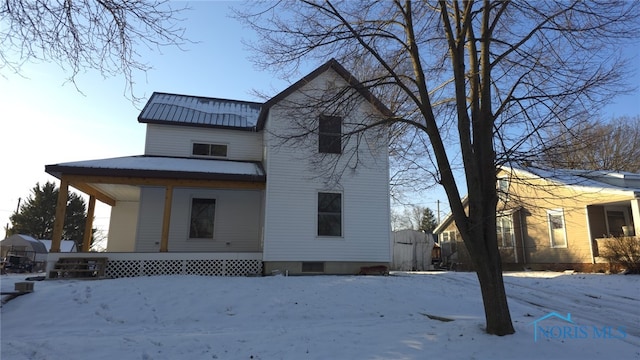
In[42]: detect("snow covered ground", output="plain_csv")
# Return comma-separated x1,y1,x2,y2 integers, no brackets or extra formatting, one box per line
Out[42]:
1,271,638,360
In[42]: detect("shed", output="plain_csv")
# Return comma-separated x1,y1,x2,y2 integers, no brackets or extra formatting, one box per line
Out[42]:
1,234,48,262
39,240,77,253
1,234,49,272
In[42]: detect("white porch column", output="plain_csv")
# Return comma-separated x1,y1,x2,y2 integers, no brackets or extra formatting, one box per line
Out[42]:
631,198,640,237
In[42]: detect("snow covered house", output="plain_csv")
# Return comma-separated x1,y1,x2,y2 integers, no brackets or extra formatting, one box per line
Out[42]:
44,59,392,277
434,166,640,272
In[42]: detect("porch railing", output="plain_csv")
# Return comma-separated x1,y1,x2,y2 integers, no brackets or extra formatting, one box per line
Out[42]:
46,252,263,278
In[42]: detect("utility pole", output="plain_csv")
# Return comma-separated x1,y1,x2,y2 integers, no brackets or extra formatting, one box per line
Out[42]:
437,200,440,224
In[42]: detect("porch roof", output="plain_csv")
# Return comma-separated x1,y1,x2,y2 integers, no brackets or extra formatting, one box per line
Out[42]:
45,155,266,183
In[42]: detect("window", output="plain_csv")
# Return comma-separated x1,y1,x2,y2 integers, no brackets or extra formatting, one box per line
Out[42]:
497,177,509,201
189,198,216,239
496,214,514,248
547,209,567,248
192,143,227,157
318,115,342,154
302,262,325,273
318,192,342,236
439,230,457,255
605,207,630,236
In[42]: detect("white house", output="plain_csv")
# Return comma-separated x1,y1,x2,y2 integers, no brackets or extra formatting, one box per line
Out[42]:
44,59,392,277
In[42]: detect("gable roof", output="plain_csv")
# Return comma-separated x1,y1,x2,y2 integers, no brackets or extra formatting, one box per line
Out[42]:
255,58,394,129
39,239,77,252
138,92,262,130
137,59,393,133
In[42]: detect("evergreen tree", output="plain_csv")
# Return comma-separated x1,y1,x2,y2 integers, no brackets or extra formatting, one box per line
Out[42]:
420,208,438,233
8,182,90,249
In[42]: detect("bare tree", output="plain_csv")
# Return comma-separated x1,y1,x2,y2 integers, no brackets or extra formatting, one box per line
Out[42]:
1,0,187,100
237,1,639,335
539,115,640,173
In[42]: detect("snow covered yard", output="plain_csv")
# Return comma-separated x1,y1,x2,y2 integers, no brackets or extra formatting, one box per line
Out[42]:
1,271,638,360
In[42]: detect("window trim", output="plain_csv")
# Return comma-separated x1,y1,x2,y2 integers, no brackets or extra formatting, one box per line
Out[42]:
192,142,228,158
318,114,342,154
188,197,217,240
547,209,568,248
496,213,514,248
497,176,509,202
317,191,343,237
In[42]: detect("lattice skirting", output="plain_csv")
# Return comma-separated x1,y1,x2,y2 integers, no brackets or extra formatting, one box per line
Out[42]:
105,259,263,278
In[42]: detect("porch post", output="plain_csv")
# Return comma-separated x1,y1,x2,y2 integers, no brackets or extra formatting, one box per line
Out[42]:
160,185,174,252
631,198,640,238
51,178,69,253
82,195,96,252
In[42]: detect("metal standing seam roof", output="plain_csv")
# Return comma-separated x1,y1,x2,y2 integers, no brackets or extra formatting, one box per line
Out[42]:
138,92,263,129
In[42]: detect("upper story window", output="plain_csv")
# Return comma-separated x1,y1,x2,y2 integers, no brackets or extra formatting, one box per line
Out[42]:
318,115,342,154
193,143,227,158
497,176,509,201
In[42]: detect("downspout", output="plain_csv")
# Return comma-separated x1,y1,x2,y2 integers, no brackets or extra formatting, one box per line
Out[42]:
585,205,595,264
519,209,526,265
512,212,518,264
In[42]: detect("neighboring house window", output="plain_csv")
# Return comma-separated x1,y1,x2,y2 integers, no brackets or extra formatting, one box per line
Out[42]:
605,207,630,236
497,177,509,201
192,143,228,157
547,209,567,248
496,214,514,248
318,115,342,154
189,198,216,239
318,192,342,236
439,230,457,254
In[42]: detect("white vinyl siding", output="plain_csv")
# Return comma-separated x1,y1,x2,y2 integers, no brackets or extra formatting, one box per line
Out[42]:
144,124,263,161
136,187,263,252
262,70,390,262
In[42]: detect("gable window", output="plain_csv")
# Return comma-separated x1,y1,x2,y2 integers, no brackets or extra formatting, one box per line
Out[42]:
193,143,227,157
318,115,342,154
318,192,342,236
497,177,509,201
547,209,567,248
189,198,216,239
496,214,514,248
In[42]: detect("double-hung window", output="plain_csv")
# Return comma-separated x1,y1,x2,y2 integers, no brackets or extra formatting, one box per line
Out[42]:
496,214,514,248
318,192,342,236
547,209,567,248
189,198,216,239
318,115,342,154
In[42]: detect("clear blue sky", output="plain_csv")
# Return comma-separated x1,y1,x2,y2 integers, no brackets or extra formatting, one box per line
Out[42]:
1,1,638,239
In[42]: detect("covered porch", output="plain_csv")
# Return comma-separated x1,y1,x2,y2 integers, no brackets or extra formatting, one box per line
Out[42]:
587,197,640,260
44,156,267,278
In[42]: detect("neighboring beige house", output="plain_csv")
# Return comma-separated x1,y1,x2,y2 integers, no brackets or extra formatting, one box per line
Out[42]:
44,59,392,277
434,166,640,272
